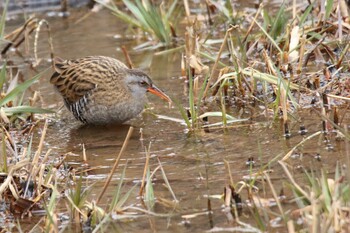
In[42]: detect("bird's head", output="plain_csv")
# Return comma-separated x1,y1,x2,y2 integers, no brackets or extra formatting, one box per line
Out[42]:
125,69,171,103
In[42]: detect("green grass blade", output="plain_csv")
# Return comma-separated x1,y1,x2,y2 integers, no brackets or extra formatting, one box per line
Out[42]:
299,2,314,26
45,183,58,233
123,0,148,29
325,0,334,20
269,2,286,39
0,0,9,39
198,51,228,67
109,162,128,212
334,162,340,199
202,118,248,128
1,131,7,173
17,91,25,107
26,135,33,159
165,0,178,20
188,73,196,128
213,68,299,90
136,1,168,43
321,172,332,212
2,106,54,115
253,18,283,54
72,175,82,206
158,158,178,202
144,168,155,209
111,11,143,29
95,0,143,29
0,62,6,90
196,73,210,107
198,111,236,120
174,99,191,128
262,9,271,30
0,69,47,107
99,0,174,45
116,184,137,210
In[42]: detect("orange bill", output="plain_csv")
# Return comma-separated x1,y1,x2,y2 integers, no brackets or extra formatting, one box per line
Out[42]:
147,85,172,103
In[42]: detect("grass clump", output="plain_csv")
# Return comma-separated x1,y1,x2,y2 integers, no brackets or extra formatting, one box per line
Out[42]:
0,11,54,125
280,161,350,232
222,156,350,232
171,0,350,134
0,63,53,125
96,0,179,47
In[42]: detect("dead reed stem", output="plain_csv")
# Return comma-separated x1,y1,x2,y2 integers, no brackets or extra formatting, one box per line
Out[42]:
287,220,295,233
243,3,264,43
264,171,285,219
223,185,234,222
279,161,310,200
311,191,319,233
292,0,296,21
37,149,51,193
203,26,236,99
281,131,322,161
139,143,151,196
183,0,190,19
1,17,36,55
82,143,87,162
297,35,306,74
96,126,134,205
121,46,134,69
34,19,54,67
157,157,178,202
0,159,30,197
224,159,234,187
30,120,48,178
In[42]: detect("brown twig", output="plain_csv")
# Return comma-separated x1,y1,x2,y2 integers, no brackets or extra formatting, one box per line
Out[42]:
1,17,36,55
303,36,325,68
30,120,48,178
202,26,236,99
96,126,134,204
121,46,134,69
242,3,264,43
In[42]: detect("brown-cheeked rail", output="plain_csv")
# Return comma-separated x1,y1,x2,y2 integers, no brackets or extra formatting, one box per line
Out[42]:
50,56,171,125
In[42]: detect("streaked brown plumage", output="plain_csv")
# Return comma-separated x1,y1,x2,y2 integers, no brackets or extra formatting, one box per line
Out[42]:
50,56,171,125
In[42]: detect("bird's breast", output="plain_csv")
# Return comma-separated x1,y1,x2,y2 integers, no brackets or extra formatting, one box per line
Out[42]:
73,92,146,124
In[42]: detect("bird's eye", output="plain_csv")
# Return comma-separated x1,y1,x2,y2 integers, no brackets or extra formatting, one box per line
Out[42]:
139,81,148,86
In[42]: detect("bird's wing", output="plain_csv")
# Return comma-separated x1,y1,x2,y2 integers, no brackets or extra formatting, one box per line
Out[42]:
50,57,99,104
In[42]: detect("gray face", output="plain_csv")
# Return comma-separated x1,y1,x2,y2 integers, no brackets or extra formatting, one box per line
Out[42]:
125,71,153,99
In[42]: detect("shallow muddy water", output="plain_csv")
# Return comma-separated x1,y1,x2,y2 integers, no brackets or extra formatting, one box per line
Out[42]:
4,1,350,232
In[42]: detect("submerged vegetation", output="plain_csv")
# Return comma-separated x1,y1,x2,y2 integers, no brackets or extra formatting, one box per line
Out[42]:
1,0,350,232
